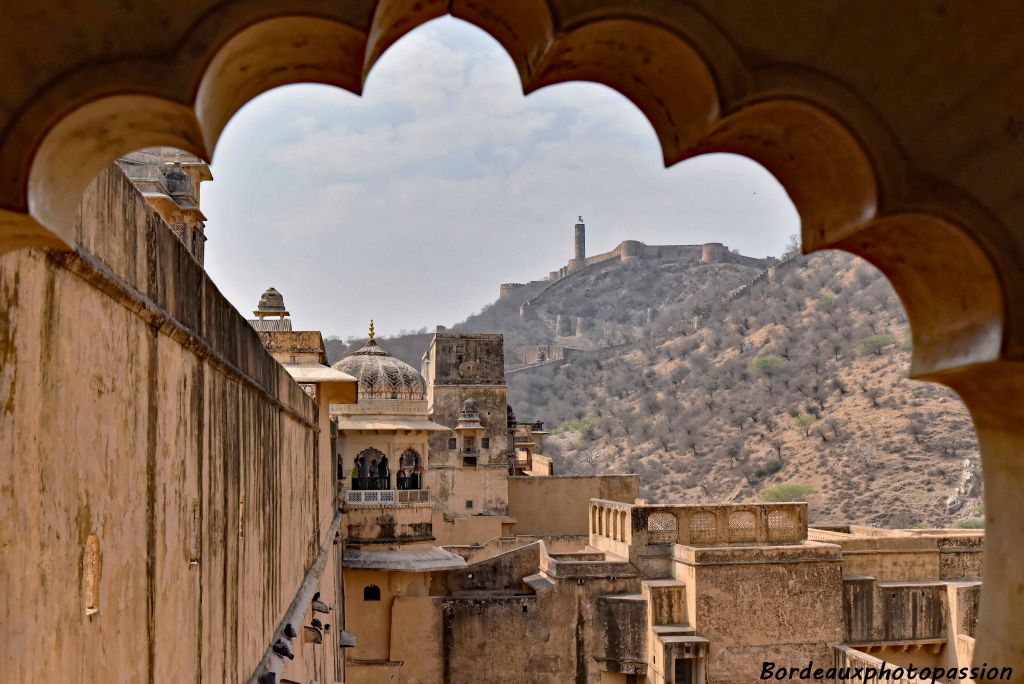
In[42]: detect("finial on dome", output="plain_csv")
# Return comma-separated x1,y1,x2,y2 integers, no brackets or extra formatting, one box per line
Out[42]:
368,320,376,340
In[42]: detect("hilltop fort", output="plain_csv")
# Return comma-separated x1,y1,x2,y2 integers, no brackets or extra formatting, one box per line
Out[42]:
499,216,773,301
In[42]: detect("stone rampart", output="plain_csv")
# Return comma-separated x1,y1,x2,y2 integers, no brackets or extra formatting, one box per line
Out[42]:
0,166,340,683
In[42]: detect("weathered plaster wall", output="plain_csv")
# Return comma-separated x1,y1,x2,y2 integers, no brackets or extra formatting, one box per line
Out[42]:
389,594,445,682
428,386,510,470
0,166,339,683
937,535,984,580
674,544,844,683
595,595,648,673
345,505,434,543
345,570,432,681
826,532,983,582
431,509,507,547
342,568,433,673
508,475,639,536
433,542,541,595
438,576,641,684
426,463,510,517
844,577,949,644
833,535,941,580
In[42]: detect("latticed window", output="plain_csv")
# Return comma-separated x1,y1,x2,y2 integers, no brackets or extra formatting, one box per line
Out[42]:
400,449,420,469
647,511,678,544
767,509,797,541
728,510,757,542
689,511,717,543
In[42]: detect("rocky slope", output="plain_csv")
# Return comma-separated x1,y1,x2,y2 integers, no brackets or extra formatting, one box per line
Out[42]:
500,251,983,527
332,250,984,527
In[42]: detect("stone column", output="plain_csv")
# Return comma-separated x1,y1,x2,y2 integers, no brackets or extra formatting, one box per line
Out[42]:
943,364,1024,677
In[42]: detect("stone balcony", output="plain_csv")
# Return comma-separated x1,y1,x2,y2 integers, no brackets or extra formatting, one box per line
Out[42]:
345,488,431,508
344,488,434,544
588,499,824,580
588,499,808,558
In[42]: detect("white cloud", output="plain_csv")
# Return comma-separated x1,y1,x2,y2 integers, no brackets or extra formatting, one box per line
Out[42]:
202,17,798,338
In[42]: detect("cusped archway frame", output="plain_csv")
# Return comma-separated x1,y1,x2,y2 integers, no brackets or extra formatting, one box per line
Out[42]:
1,0,1021,671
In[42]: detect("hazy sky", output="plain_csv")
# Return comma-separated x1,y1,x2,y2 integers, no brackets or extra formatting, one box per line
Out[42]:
202,17,799,339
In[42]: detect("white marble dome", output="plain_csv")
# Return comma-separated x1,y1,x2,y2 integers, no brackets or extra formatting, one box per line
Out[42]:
332,337,427,401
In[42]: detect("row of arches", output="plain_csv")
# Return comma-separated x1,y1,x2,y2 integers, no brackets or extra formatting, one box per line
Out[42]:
592,506,630,543
349,447,423,491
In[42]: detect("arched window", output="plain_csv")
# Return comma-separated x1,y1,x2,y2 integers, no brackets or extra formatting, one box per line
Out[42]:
356,447,385,461
354,447,387,490
398,448,422,490
400,448,420,470
363,584,381,601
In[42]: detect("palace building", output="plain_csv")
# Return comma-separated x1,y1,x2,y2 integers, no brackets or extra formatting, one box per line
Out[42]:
2,2,1021,681
244,293,985,684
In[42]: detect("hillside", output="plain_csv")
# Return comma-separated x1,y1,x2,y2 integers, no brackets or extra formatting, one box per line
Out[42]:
458,256,767,360
328,249,983,528
503,251,982,527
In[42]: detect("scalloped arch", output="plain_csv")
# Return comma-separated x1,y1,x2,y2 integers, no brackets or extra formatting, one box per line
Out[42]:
6,2,1010,380
3,0,1009,379
1,1,1022,674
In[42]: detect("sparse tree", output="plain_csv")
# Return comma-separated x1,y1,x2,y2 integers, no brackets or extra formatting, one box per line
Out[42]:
783,233,801,258
858,382,884,408
824,416,843,441
578,449,601,474
861,333,896,356
796,413,818,438
905,412,926,444
749,355,785,395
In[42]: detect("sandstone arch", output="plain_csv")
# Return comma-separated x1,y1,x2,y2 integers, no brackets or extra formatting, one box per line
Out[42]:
1,0,1023,671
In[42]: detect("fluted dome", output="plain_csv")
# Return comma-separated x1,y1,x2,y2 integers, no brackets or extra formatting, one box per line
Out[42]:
332,337,427,400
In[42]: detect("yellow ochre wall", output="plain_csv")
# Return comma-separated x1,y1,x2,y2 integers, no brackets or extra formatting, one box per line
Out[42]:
507,474,639,536
0,166,340,683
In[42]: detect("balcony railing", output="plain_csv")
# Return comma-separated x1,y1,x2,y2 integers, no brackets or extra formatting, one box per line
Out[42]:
345,489,430,507
589,499,808,547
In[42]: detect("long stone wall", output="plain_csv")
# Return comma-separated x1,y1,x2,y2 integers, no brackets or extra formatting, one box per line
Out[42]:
0,166,340,683
507,474,639,536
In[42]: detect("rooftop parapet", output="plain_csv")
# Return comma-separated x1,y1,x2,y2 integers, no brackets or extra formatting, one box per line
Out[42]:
589,499,809,557
808,525,984,581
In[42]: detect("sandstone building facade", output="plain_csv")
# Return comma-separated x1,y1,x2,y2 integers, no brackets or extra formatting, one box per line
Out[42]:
1,1,1022,681
316,320,986,684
